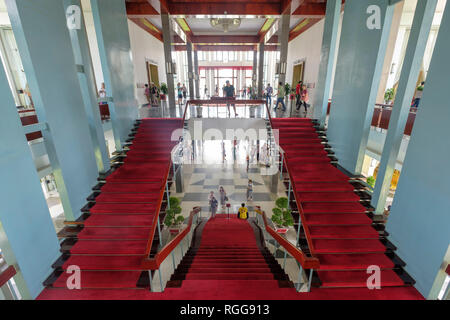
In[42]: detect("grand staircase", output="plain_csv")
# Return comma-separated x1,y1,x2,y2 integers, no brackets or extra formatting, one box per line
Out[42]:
40,118,182,293
271,118,419,290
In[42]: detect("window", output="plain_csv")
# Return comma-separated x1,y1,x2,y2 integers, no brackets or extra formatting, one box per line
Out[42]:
222,51,228,63
198,51,204,61
216,51,223,61
247,51,253,61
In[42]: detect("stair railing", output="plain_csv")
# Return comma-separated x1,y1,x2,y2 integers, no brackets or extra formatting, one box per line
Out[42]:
254,206,319,292
141,206,202,292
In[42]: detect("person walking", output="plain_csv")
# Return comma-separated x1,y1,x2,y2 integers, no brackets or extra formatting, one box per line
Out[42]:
209,195,218,219
224,80,238,117
182,84,187,101
144,84,151,105
238,203,249,220
412,82,425,108
246,179,253,201
246,154,250,172
150,83,159,105
219,186,227,209
274,82,286,111
295,81,303,110
266,84,273,107
204,85,208,98
177,83,183,106
297,84,309,113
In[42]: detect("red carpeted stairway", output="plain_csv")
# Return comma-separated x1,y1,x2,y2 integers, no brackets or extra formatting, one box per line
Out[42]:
41,118,182,291
164,215,293,289
271,117,423,295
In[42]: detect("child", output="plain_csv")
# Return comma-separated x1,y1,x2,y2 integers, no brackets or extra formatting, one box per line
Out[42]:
238,203,248,220
246,179,253,201
210,195,218,219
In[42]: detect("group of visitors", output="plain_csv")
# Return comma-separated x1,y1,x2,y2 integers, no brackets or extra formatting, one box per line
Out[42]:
208,181,253,220
263,81,309,113
144,83,159,105
177,83,188,106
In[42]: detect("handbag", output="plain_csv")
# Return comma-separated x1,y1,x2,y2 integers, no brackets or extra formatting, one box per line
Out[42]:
224,196,229,202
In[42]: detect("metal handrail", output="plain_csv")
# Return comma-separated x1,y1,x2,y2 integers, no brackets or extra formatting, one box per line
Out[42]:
141,206,201,270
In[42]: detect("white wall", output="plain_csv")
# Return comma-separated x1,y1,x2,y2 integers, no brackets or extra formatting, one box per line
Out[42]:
286,19,325,106
127,20,166,106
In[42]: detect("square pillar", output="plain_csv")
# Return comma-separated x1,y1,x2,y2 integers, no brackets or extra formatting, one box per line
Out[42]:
194,48,200,98
278,12,290,84
64,0,110,173
258,43,265,98
328,0,395,174
161,13,176,110
372,0,438,214
0,50,60,299
91,0,139,149
313,0,342,127
6,0,100,221
252,49,257,95
385,1,450,297
186,41,195,99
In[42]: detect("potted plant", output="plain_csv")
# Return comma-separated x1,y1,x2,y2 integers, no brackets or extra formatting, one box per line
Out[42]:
164,197,184,234
384,88,396,105
271,197,294,234
160,83,168,101
366,176,376,188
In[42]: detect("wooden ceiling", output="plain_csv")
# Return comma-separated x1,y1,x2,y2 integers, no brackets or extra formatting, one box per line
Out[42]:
126,0,332,50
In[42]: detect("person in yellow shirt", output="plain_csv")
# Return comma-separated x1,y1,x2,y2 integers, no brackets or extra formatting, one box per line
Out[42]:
238,203,248,220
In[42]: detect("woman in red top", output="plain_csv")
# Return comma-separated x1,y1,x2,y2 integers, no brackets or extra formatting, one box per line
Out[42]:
295,81,303,110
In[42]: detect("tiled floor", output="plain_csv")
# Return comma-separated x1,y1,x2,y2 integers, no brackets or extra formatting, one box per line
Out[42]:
170,140,281,219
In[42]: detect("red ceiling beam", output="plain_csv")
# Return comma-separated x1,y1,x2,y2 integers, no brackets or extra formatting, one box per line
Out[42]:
292,3,326,17
126,2,159,15
167,1,283,15
191,35,260,44
174,44,280,51
289,17,321,41
129,17,163,42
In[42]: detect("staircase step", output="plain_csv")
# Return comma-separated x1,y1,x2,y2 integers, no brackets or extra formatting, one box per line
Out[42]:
312,239,387,254
84,214,155,227
185,273,274,280
298,192,361,203
89,203,158,214
304,213,372,225
61,255,144,271
69,240,147,255
77,227,151,240
317,270,405,288
294,182,355,192
302,202,367,214
309,225,379,239
317,253,395,270
187,268,272,273
52,271,143,289
94,193,160,204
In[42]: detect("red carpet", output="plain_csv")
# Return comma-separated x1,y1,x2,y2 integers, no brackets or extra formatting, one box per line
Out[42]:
39,118,182,293
271,118,423,297
36,117,423,300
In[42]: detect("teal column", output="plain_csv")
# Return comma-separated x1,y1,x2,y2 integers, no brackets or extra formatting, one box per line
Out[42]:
194,48,200,99
6,0,99,221
186,41,195,99
64,0,110,173
328,0,395,174
161,12,176,110
386,1,450,297
0,56,60,299
372,0,438,214
91,0,139,149
278,12,290,84
313,0,342,127
258,43,265,98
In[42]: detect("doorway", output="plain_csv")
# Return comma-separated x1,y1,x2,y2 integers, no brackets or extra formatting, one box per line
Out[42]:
146,62,160,86
291,61,305,89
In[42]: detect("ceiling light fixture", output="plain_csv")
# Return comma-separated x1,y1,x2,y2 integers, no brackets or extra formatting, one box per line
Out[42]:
210,13,241,33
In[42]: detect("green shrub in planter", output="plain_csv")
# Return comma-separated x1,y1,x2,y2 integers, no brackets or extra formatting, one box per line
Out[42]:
271,197,294,228
164,197,184,228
